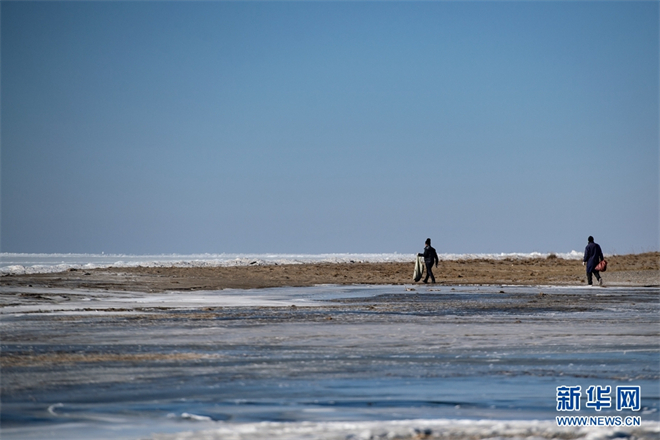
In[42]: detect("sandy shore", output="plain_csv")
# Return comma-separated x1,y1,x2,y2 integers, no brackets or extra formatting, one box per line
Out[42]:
1,252,657,292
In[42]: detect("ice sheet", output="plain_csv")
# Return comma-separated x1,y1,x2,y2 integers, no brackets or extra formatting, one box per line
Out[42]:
2,285,657,440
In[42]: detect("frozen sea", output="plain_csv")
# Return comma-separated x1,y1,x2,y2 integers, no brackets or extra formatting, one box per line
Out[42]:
1,283,658,440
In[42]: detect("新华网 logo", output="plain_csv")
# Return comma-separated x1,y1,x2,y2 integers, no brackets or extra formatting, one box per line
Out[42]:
555,385,642,427
556,385,641,412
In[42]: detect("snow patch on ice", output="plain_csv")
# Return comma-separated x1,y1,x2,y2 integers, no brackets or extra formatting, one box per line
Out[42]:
148,418,660,440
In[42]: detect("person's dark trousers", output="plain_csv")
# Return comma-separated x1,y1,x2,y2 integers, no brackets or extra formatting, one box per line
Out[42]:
587,270,601,285
424,261,435,283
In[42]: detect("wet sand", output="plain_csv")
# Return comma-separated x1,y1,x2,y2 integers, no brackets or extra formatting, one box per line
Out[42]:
1,252,657,292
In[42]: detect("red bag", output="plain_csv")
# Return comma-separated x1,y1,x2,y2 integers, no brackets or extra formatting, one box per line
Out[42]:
595,259,607,272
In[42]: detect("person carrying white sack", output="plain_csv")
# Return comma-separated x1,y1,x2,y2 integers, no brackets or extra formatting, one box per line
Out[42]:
417,238,439,284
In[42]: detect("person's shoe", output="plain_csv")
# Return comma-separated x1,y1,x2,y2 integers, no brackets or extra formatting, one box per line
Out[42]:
598,278,603,286
423,280,428,284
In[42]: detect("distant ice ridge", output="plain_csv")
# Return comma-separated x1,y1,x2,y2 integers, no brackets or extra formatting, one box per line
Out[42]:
0,251,583,276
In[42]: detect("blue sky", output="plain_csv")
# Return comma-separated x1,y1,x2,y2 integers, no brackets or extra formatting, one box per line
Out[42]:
2,1,658,255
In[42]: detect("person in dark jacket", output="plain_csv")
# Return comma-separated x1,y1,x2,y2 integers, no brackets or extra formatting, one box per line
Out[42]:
583,236,604,286
418,238,439,283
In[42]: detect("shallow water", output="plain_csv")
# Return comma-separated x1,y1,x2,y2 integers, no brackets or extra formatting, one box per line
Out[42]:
1,285,658,439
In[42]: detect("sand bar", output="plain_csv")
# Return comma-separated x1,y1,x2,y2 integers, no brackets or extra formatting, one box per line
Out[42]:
1,252,657,292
